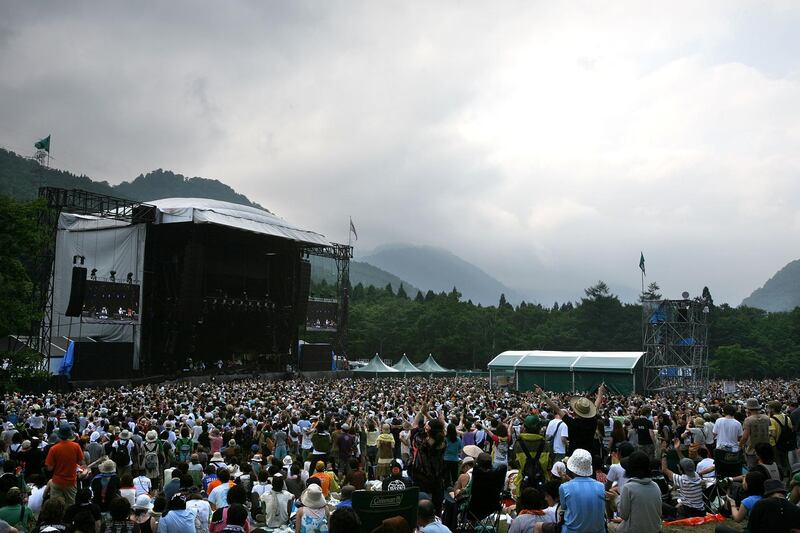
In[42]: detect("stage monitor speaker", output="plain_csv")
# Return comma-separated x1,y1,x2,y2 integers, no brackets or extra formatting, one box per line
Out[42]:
296,260,311,324
65,267,88,317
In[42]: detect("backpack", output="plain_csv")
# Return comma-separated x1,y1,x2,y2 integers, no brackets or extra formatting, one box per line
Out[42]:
176,437,193,461
772,415,796,452
517,438,547,492
113,440,131,466
143,442,160,471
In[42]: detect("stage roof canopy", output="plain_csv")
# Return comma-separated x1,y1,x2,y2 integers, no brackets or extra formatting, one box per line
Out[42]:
150,198,330,246
488,351,645,373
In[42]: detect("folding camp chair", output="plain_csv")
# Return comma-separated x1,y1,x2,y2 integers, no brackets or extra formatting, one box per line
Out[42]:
456,465,507,532
702,477,725,513
352,487,419,533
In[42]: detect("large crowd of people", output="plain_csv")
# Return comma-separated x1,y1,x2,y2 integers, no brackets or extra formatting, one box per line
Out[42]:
2,376,800,533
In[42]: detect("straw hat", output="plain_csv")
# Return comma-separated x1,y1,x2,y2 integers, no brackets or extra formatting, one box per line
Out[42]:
566,449,593,477
463,445,482,459
282,455,293,466
119,430,132,440
569,397,597,419
300,484,326,509
21,440,31,450
99,459,117,474
210,452,225,463
145,430,158,443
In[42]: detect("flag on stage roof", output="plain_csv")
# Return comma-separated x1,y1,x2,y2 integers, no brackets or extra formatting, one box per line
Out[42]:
34,134,51,152
349,217,358,241
639,252,645,275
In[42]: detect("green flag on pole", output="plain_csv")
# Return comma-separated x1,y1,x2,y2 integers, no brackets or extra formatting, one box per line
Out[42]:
34,135,51,152
639,252,645,275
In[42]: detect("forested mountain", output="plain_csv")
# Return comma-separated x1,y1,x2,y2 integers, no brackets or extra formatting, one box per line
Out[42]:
0,148,261,208
361,244,521,306
741,259,800,312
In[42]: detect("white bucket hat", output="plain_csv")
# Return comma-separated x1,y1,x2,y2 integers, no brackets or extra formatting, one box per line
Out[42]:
566,449,593,477
300,484,326,509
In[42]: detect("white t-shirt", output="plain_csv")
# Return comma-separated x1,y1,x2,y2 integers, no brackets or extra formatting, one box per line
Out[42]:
134,475,152,497
545,419,568,454
696,457,715,478
713,417,743,451
606,463,629,490
186,499,211,529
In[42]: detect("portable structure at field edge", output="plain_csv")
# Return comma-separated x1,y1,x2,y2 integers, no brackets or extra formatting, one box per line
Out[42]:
488,351,645,394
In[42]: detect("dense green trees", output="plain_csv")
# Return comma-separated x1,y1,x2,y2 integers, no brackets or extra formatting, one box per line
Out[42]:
345,280,800,378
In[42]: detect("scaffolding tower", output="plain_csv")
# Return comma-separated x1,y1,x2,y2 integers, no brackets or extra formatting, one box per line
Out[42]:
642,297,710,393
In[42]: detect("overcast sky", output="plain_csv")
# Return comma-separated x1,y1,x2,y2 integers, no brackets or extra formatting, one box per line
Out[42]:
2,1,799,305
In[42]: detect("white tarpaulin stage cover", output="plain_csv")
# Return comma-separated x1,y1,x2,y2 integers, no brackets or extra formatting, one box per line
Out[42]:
51,198,331,373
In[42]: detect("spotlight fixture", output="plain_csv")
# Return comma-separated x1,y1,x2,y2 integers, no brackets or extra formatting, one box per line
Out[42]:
109,270,116,282
126,272,133,284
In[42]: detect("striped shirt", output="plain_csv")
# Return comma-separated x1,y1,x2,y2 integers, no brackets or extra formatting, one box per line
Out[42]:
671,473,704,510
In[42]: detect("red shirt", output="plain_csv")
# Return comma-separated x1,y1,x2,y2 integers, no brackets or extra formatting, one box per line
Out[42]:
45,440,84,486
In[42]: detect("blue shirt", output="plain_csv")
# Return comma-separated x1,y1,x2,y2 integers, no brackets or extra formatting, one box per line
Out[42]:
444,437,463,462
742,494,762,512
559,476,605,533
421,521,453,533
157,509,197,533
335,499,352,509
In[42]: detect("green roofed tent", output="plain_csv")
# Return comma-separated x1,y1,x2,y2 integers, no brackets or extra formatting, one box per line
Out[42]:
487,350,645,395
393,355,423,374
417,354,450,373
353,355,399,377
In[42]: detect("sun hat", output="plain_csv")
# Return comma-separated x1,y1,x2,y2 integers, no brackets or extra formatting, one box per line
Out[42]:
569,397,597,419
763,478,788,497
119,430,132,440
745,398,762,411
524,415,541,432
622,451,650,479
57,423,74,440
132,495,153,511
282,455,293,466
21,440,31,450
461,456,475,467
566,448,593,477
693,417,705,428
90,431,101,443
768,401,783,412
251,454,262,463
228,439,237,447
341,423,350,431
463,445,482,459
146,430,158,443
300,484,327,508
100,459,117,474
210,452,225,463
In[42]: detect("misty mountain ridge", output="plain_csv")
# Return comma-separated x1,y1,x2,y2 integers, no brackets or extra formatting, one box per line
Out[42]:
741,259,800,312
360,243,524,306
0,148,262,208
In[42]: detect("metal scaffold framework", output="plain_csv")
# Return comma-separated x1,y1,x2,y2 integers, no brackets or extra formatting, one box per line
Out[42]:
303,243,353,357
28,187,156,369
642,297,710,393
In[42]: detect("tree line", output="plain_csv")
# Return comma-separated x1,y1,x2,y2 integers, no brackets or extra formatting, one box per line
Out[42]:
328,280,800,379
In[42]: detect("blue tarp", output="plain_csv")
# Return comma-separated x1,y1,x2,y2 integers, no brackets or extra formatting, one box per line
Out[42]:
59,340,74,376
649,302,667,323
